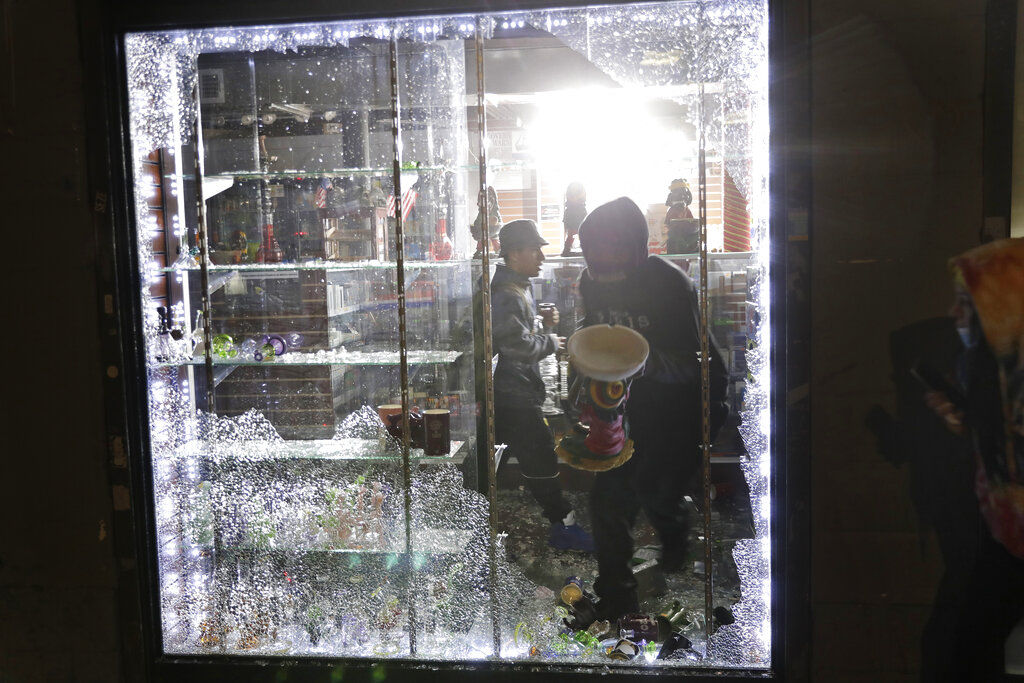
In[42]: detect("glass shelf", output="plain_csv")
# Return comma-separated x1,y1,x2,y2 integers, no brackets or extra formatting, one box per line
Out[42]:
161,253,754,277
168,160,732,185
168,437,468,465
168,166,451,182
154,349,463,369
161,259,473,275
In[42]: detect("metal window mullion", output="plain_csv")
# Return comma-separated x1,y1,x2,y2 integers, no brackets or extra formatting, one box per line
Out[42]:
475,16,501,658
389,31,417,656
698,81,715,652
191,80,215,413
190,70,230,652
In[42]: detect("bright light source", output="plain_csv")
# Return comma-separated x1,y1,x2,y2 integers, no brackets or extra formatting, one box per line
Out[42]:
524,88,693,218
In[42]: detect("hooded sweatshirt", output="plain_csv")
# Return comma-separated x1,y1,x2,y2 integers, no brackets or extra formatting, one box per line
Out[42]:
578,197,728,437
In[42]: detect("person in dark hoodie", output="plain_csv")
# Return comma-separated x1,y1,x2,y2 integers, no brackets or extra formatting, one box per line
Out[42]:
575,196,729,618
490,219,595,552
923,238,1024,681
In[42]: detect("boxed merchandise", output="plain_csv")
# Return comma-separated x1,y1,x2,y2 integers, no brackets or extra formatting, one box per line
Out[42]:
645,204,668,254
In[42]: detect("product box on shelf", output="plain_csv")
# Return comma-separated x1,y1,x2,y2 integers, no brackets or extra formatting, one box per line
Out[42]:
645,203,668,254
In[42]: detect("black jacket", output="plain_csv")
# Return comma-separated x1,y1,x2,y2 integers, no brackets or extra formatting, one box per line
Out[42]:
578,255,729,439
563,202,587,234
490,264,558,406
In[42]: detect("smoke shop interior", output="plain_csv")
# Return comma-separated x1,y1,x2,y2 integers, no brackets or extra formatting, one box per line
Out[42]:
117,3,771,671
6,0,1021,680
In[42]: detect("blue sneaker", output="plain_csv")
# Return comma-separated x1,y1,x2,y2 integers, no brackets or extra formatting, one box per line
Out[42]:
549,523,595,553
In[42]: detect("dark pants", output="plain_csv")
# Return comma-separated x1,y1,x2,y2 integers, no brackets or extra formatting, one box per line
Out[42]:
938,524,1024,682
590,424,700,616
495,400,572,525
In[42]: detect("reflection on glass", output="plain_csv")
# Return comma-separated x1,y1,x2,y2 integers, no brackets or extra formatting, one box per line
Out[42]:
126,0,769,669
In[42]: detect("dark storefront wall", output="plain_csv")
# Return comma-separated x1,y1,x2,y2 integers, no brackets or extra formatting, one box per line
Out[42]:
808,2,992,680
2,1,122,681
0,0,1007,681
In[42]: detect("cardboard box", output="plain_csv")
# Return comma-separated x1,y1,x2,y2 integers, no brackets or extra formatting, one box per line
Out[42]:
645,204,668,254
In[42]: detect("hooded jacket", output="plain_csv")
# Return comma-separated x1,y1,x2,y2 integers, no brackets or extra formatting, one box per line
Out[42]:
489,264,559,406
952,237,1024,558
578,197,728,437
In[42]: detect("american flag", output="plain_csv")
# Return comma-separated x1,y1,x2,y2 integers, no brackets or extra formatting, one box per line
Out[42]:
315,177,332,209
386,188,418,221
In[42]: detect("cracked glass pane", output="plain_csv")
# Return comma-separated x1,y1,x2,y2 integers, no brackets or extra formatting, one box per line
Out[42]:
127,0,770,669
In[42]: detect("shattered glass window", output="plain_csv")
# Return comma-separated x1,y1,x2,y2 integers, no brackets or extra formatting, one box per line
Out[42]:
126,0,770,670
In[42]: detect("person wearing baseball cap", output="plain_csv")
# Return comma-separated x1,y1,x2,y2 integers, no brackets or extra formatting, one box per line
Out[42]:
490,219,594,552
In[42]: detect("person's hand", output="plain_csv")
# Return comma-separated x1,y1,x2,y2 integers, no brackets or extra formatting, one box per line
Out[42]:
539,304,559,329
555,335,567,351
925,390,966,435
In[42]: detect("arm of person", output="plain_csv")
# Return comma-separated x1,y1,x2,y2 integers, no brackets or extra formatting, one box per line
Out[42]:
491,286,558,362
580,263,702,384
912,360,968,436
924,390,967,436
642,274,702,385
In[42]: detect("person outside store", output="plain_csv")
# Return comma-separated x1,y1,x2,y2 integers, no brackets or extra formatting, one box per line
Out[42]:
924,237,1024,682
575,196,729,618
491,219,595,552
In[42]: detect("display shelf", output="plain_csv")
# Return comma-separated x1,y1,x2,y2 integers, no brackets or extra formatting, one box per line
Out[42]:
161,259,473,275
167,165,450,183
168,437,468,465
663,251,757,262
182,156,690,185
709,451,745,464
168,161,526,184
474,251,759,264
153,349,462,369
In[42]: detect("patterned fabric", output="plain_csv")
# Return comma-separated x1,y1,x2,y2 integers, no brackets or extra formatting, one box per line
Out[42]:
953,238,1024,559
315,177,332,208
385,188,417,220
